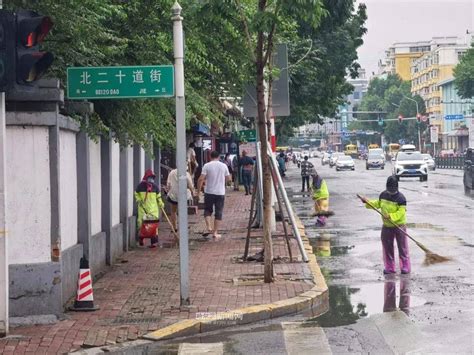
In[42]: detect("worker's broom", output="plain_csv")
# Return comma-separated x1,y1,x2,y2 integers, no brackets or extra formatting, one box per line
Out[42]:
160,207,179,246
312,210,335,217
357,194,451,266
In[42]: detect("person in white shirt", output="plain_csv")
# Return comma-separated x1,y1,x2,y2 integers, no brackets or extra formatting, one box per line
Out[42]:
166,168,195,232
197,150,231,239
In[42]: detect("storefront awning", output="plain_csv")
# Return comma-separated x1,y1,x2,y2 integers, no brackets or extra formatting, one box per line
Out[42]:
192,123,210,136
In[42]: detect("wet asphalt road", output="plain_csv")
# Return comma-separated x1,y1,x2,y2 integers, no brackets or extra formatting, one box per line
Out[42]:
122,158,473,354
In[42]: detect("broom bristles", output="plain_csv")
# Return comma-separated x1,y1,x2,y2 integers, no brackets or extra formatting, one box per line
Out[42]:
312,210,335,217
423,252,452,266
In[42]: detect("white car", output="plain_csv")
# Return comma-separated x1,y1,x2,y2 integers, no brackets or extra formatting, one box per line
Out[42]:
321,152,330,165
393,151,428,181
422,153,436,171
335,155,355,171
329,152,345,167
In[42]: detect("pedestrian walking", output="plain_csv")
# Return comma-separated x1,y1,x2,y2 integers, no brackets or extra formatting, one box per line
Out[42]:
300,155,313,192
359,176,411,274
310,168,329,226
277,152,286,177
166,167,195,232
232,154,240,191
135,169,164,248
239,150,254,195
197,150,232,239
224,153,233,187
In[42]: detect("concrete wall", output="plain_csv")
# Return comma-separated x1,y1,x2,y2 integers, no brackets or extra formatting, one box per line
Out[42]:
6,126,51,264
89,140,102,236
5,111,155,317
127,148,134,214
111,142,120,226
59,131,78,251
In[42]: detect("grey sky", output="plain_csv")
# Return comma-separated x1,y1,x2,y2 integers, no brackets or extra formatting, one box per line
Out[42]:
356,0,474,77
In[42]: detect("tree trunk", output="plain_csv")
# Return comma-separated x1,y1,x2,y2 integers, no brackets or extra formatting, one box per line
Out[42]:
256,2,273,283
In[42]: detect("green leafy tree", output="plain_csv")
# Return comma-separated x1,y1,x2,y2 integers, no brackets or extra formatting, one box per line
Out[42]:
276,0,367,143
454,45,474,99
349,74,427,146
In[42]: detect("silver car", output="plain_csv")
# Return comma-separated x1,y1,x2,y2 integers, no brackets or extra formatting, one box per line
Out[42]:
422,154,436,171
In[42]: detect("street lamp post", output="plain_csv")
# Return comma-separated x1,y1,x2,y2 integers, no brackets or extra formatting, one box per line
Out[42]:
404,95,421,151
172,1,190,306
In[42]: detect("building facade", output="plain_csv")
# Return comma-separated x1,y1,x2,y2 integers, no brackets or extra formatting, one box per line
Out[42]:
439,78,473,152
379,41,431,80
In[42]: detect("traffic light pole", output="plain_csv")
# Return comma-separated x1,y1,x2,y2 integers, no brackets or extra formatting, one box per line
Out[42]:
172,2,189,306
0,0,9,336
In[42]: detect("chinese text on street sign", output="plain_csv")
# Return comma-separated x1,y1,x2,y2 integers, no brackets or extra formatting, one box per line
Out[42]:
444,114,464,121
67,65,174,99
237,129,257,142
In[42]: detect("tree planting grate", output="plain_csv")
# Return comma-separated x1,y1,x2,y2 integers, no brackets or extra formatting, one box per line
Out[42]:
110,316,162,325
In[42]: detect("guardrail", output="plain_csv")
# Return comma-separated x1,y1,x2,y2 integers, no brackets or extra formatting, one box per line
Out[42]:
435,156,465,169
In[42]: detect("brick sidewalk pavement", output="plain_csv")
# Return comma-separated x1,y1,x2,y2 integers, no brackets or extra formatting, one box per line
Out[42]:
0,189,313,354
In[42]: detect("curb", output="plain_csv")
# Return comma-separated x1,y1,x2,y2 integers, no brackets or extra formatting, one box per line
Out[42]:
142,217,329,342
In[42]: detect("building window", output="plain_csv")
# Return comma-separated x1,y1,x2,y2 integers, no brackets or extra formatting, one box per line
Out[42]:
458,51,466,61
353,92,360,100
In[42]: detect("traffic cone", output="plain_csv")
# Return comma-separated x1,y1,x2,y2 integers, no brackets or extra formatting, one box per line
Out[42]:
68,257,99,311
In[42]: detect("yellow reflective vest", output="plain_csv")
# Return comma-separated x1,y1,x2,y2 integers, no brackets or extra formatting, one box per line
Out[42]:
366,191,407,227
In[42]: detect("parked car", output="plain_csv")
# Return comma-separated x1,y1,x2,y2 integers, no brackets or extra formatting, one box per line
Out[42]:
422,153,436,171
393,151,428,181
329,152,345,168
335,155,355,171
366,153,385,170
321,152,331,166
463,147,473,193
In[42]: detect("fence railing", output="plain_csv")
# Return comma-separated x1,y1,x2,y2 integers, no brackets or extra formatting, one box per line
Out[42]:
435,156,465,169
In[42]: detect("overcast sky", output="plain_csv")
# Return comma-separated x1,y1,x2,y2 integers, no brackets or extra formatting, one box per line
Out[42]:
356,0,474,77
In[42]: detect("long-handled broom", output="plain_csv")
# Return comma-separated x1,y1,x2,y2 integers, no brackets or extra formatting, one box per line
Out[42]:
357,194,451,266
161,207,179,246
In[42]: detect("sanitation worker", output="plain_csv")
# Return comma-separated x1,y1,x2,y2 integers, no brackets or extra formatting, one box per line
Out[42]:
359,175,411,274
310,168,329,226
135,169,164,248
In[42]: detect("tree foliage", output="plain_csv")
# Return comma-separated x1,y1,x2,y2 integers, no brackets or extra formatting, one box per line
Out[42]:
5,0,249,147
275,0,367,142
454,45,474,99
349,74,427,145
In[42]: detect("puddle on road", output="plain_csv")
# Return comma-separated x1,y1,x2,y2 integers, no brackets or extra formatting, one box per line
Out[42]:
306,283,426,328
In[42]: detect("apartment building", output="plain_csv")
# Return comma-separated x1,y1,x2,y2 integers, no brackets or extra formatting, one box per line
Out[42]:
379,41,431,80
411,36,470,135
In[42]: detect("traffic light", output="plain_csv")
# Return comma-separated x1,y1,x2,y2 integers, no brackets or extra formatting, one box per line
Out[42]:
16,10,53,85
416,113,421,123
378,116,383,126
0,9,53,92
398,114,403,123
0,10,15,90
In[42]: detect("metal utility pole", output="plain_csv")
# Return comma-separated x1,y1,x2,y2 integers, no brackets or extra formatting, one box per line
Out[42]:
404,95,421,150
0,0,9,338
172,2,189,305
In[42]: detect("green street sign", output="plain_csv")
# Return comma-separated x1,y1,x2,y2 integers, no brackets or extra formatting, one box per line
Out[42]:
67,65,174,100
238,129,257,142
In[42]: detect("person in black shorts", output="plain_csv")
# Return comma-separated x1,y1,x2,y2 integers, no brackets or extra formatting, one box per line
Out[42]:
197,151,231,239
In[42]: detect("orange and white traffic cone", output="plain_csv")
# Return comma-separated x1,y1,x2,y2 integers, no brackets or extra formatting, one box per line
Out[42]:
69,257,99,311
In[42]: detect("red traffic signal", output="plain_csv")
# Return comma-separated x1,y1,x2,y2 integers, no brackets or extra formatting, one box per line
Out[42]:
398,114,403,123
416,113,421,123
16,10,54,85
